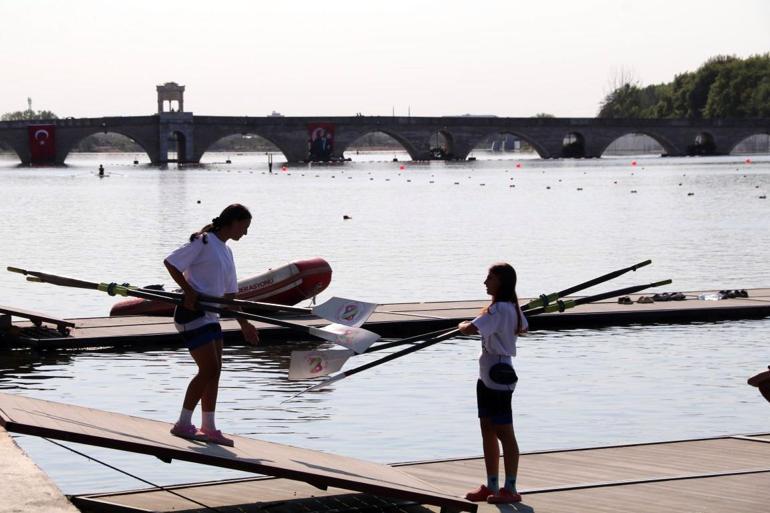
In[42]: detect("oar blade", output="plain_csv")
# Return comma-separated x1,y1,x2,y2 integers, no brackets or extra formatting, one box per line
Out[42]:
288,349,354,380
311,297,378,327
311,323,380,353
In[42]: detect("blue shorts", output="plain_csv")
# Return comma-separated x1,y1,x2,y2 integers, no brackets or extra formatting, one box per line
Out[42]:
476,379,513,425
179,322,222,351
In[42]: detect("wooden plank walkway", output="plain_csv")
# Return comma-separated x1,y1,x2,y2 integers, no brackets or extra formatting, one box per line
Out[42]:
2,288,769,350
72,433,770,513
0,392,475,513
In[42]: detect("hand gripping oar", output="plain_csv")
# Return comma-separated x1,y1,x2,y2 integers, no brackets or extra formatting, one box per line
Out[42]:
8,267,380,352
285,278,672,400
521,259,652,311
288,326,456,380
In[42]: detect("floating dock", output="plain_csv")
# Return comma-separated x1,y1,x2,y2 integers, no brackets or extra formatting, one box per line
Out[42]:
1,288,769,350
1,393,768,513
72,434,770,513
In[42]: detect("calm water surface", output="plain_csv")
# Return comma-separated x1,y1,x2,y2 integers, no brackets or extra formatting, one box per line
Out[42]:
0,151,769,494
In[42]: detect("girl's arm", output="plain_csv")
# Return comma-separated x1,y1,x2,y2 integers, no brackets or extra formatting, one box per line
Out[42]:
164,259,198,310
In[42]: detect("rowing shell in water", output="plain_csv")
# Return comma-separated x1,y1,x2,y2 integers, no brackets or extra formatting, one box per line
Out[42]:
109,257,332,316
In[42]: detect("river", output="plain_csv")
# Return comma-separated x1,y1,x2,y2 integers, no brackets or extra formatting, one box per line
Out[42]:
0,150,768,494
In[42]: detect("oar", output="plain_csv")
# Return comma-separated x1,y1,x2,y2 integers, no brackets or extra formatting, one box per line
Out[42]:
284,328,461,400
8,267,380,352
521,259,651,311
113,287,377,328
288,326,456,380
286,270,657,380
285,278,671,400
286,264,652,379
522,279,672,316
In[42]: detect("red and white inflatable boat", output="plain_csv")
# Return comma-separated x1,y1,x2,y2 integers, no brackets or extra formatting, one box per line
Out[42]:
109,257,333,317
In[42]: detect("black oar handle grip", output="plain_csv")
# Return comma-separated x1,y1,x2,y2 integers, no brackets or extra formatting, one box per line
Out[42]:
631,260,652,271
7,266,27,275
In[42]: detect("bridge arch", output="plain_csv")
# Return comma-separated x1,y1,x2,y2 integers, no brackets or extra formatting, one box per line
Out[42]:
194,129,293,163
340,130,415,160
198,132,287,163
596,130,679,158
0,137,24,163
60,128,155,164
466,130,552,159
727,132,770,155
335,129,420,160
602,133,664,155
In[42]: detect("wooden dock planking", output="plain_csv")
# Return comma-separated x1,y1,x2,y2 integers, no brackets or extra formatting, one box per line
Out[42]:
73,434,770,513
0,392,475,513
3,288,770,350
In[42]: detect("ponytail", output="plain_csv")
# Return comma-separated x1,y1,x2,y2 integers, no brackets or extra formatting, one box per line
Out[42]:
188,204,251,244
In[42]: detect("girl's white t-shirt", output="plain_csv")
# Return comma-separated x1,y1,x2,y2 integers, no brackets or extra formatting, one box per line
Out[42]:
165,233,238,327
472,301,528,391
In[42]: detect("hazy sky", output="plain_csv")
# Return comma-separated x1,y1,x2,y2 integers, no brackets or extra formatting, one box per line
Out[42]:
1,0,768,118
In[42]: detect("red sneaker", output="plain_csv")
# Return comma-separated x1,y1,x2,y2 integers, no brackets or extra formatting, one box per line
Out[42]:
170,423,206,442
487,488,522,504
200,428,235,447
465,484,494,502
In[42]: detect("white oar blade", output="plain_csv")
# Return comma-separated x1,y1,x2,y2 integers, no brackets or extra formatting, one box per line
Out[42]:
310,323,380,353
311,297,378,328
288,349,353,380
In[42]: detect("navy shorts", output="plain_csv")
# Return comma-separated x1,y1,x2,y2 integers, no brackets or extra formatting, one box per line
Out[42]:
476,379,513,425
179,322,222,351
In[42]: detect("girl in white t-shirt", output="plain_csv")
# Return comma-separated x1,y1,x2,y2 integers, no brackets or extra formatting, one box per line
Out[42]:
458,262,528,504
165,203,260,447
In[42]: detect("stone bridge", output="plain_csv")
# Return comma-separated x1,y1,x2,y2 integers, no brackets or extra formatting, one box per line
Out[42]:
1,113,768,165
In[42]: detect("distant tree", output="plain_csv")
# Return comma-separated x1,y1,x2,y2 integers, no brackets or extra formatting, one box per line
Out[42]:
598,53,770,118
1,109,58,121
532,113,555,118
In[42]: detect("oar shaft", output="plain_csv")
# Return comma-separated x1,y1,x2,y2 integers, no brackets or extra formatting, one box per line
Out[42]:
524,279,672,316
13,266,320,337
135,288,311,315
521,259,652,311
341,329,460,379
366,327,457,353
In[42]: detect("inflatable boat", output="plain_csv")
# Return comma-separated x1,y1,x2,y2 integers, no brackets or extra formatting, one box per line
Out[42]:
109,257,333,316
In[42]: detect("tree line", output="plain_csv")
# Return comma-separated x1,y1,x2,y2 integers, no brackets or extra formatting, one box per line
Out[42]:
599,53,770,118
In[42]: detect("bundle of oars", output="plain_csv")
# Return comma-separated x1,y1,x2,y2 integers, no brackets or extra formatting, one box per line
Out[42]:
8,260,670,402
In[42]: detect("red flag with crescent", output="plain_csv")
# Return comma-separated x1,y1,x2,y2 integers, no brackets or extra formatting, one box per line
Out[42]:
28,125,56,163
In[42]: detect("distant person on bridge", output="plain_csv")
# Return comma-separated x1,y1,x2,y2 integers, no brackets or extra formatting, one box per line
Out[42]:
165,203,259,447
458,262,528,504
748,365,770,403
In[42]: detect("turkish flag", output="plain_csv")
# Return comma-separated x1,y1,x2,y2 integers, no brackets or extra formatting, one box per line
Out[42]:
28,125,56,163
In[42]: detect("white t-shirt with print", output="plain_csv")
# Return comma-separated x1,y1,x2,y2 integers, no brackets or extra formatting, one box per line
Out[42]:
165,233,238,328
472,301,528,391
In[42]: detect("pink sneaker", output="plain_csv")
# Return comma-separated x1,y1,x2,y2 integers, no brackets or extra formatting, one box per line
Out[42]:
465,484,494,502
200,428,235,447
170,423,206,442
487,488,522,504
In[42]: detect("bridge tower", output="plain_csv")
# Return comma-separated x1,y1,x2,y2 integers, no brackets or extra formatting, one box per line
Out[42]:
156,82,194,163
